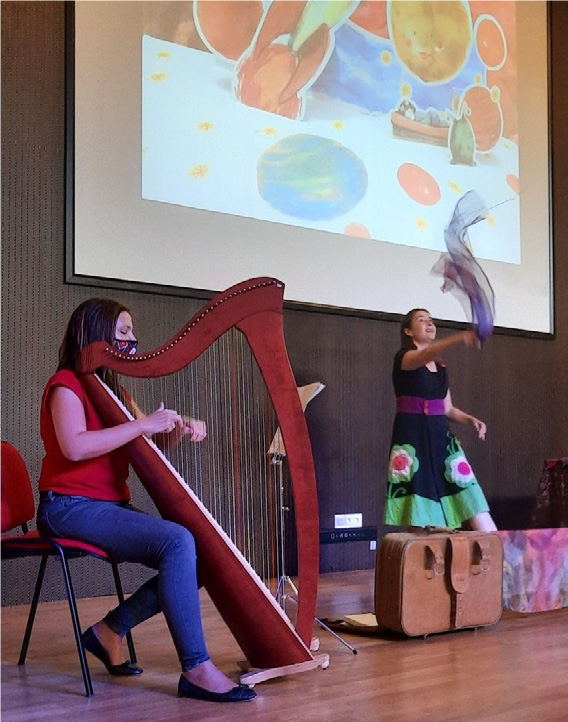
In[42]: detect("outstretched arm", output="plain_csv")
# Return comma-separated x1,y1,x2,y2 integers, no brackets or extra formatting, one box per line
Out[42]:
50,386,183,461
401,330,479,371
444,390,486,440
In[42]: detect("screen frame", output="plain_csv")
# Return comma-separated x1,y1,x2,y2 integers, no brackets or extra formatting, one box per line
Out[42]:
64,1,555,339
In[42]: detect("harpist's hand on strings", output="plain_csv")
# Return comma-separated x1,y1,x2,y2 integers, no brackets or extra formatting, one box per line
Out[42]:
140,402,183,436
182,417,207,443
162,416,207,446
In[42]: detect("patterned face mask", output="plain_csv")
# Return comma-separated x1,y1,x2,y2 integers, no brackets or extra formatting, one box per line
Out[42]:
113,339,138,355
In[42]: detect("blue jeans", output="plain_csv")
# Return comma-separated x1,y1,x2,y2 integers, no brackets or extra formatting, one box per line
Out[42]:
37,493,210,671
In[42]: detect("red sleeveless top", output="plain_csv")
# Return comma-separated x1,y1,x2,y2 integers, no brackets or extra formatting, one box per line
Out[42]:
38,370,130,501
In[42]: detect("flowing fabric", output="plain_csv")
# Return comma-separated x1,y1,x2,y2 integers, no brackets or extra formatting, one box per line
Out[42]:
431,191,496,343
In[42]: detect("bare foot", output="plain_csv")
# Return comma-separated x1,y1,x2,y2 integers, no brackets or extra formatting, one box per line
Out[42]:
183,660,238,693
92,621,125,666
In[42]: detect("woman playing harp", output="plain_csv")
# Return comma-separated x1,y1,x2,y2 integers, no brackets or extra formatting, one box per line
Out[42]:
72,279,326,685
37,297,256,703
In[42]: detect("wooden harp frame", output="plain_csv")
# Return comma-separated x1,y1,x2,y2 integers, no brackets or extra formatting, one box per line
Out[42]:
77,278,324,678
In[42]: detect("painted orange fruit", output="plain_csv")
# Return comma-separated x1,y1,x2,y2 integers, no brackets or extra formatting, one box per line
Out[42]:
350,1,389,39
475,15,507,70
506,174,519,195
195,1,263,61
397,164,441,206
462,85,503,152
344,223,371,238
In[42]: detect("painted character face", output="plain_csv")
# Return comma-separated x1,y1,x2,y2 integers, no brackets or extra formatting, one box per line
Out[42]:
389,0,472,85
113,311,138,355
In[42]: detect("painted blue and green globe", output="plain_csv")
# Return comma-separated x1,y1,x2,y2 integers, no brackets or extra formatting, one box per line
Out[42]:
258,134,368,221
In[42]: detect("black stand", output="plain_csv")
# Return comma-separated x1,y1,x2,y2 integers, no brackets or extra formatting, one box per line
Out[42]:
271,453,357,655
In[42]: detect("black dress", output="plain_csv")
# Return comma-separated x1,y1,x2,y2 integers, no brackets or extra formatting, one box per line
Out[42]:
383,349,489,528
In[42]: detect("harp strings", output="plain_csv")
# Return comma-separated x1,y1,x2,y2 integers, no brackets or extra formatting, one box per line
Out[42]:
121,328,283,594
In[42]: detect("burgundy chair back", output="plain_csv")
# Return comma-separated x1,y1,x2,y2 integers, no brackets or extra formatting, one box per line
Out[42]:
1,441,36,533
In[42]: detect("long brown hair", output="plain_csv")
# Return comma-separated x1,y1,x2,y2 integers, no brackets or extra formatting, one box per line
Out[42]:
58,298,130,392
399,308,429,351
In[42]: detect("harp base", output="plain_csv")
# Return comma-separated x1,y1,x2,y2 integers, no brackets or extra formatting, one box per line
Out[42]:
238,654,330,686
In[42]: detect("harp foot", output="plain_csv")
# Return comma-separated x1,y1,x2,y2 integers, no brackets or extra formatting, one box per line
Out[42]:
239,654,330,686
310,637,320,652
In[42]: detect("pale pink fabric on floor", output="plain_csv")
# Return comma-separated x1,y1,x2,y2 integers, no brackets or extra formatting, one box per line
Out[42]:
498,528,568,613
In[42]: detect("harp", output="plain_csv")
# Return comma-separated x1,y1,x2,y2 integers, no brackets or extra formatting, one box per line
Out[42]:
76,278,328,683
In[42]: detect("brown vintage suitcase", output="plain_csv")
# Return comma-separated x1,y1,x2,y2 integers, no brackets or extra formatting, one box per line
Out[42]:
375,531,503,636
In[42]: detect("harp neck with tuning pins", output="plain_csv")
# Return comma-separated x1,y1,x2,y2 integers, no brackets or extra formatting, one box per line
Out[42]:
77,278,328,682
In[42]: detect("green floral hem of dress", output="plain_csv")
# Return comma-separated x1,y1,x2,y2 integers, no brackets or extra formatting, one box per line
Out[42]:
383,485,490,528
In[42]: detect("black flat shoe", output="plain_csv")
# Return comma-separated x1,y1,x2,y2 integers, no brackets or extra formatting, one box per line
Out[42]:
178,675,256,703
81,626,143,676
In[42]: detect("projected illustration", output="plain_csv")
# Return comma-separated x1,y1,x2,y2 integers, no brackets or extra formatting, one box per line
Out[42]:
142,1,519,263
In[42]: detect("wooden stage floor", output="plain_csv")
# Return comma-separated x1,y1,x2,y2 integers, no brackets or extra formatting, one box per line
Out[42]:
2,570,567,722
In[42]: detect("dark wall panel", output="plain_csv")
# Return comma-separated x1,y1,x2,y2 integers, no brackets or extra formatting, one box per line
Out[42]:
2,2,567,605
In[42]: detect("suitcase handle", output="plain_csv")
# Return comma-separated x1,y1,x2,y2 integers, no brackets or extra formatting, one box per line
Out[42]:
423,526,458,534
471,539,491,575
424,545,444,578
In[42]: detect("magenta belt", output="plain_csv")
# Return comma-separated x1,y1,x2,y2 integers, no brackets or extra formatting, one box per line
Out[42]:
396,396,445,415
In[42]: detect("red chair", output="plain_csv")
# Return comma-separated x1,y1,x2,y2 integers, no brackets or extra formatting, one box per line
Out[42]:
1,441,137,696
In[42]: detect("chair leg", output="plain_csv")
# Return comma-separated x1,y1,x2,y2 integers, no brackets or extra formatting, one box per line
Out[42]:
57,551,94,697
18,554,49,665
111,563,137,664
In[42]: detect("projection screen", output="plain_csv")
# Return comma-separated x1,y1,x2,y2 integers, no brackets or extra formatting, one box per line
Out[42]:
67,1,553,335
